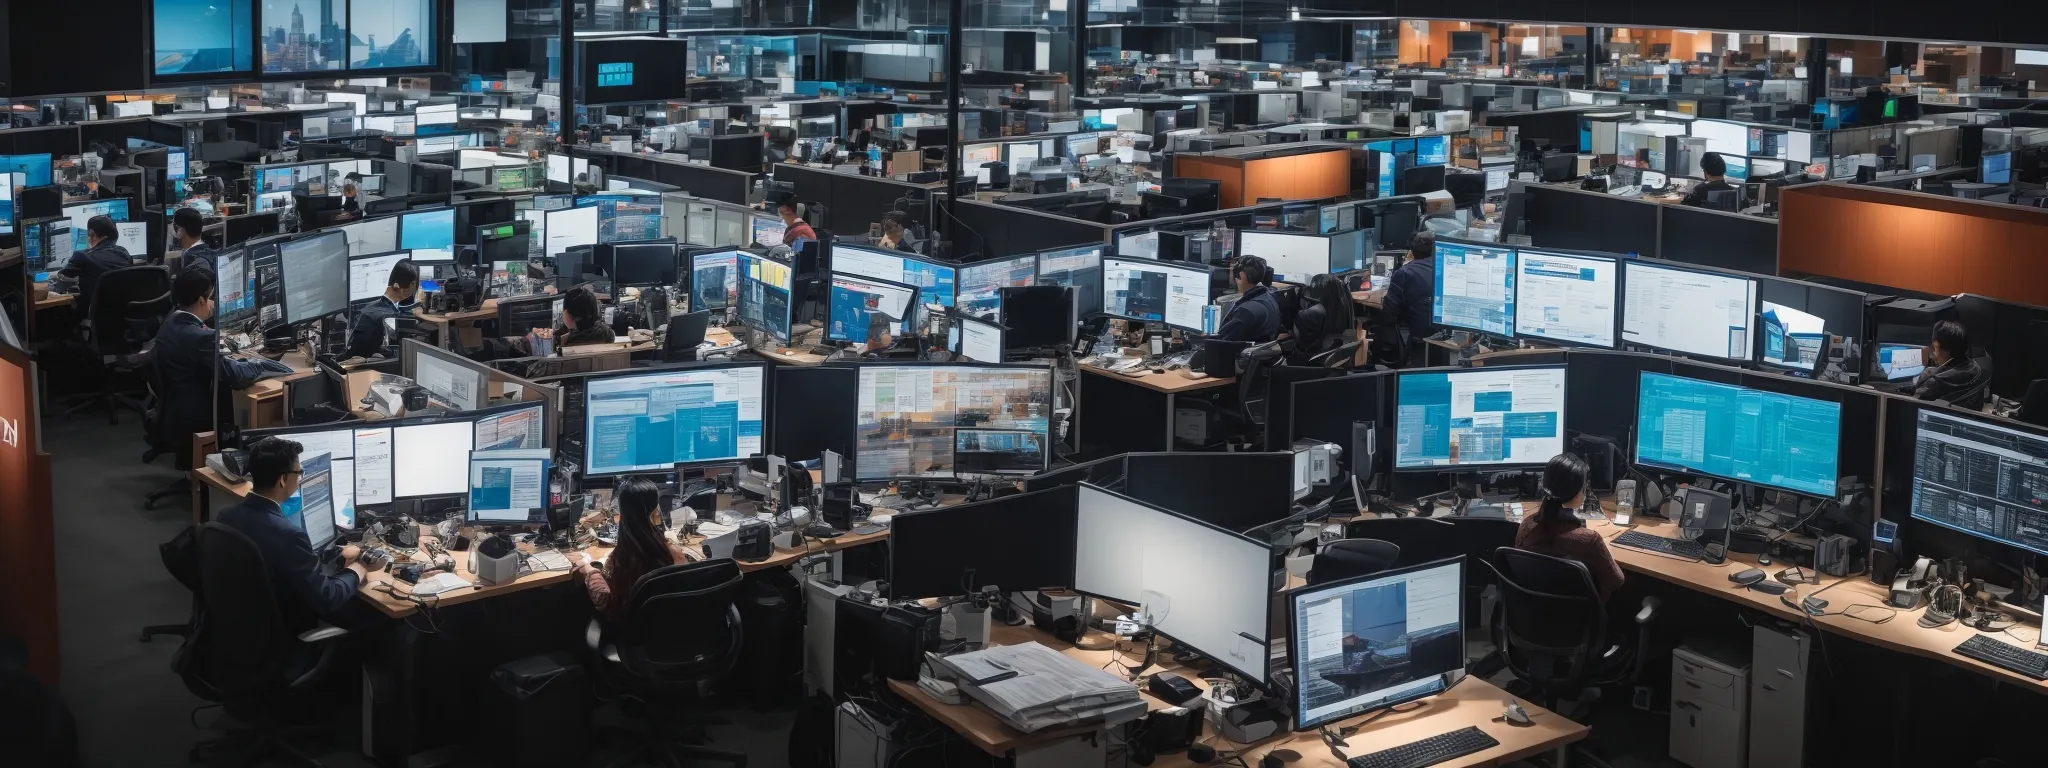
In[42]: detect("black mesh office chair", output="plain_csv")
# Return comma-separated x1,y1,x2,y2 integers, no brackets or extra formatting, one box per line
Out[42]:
142,353,189,510
663,311,712,362
1343,516,1462,568
588,558,749,767
1483,547,1660,721
60,266,171,423
178,523,350,766
1310,539,1400,586
1306,338,1363,370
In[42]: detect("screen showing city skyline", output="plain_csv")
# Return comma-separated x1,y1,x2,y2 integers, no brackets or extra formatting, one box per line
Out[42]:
155,0,255,75
244,0,432,73
349,0,435,70
262,0,343,72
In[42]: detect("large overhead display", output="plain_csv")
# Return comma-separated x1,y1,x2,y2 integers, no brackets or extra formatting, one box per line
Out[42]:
578,37,693,105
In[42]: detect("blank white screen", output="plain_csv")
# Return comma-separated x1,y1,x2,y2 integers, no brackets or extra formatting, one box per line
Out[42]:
393,422,475,497
1238,230,1330,284
546,206,598,258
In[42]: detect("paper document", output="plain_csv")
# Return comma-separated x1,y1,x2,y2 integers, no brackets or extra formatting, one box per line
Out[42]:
929,642,1146,733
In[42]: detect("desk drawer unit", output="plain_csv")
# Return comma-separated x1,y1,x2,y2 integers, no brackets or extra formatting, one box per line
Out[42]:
1670,644,1750,768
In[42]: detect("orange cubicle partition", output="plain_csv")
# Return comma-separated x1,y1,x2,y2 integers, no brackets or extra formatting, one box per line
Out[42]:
1777,183,2048,307
1173,147,1352,210
0,343,58,686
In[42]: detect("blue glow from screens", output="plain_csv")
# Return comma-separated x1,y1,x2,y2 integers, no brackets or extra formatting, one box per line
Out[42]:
1415,135,1449,166
1634,372,1841,497
348,0,436,70
1431,242,1515,337
153,0,254,75
1394,367,1565,469
583,366,766,475
1,155,53,188
399,208,455,259
597,62,635,87
1983,152,2012,184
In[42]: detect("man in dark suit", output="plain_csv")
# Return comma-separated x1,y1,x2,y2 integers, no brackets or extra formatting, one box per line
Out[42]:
172,207,218,276
216,437,381,632
1371,229,1439,367
341,259,418,360
153,270,268,470
54,215,137,317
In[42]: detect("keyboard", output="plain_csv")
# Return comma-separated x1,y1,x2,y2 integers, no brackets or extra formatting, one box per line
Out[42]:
1954,634,2048,680
1345,726,1500,768
1613,530,1708,561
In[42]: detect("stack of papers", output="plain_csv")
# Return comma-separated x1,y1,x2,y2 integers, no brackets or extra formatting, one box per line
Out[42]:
929,642,1146,733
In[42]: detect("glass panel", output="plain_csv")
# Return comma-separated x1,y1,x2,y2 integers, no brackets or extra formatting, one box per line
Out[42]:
154,0,255,75
262,0,346,73
350,0,437,69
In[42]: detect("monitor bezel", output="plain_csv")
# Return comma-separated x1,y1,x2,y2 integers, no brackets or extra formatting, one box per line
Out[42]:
1429,237,1520,340
577,360,772,476
1512,246,1621,350
834,360,1056,483
1287,555,1468,731
1391,363,1568,473
1630,369,1844,499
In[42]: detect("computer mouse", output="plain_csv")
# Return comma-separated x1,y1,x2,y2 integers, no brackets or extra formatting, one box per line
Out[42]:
1503,701,1533,726
1758,553,1772,565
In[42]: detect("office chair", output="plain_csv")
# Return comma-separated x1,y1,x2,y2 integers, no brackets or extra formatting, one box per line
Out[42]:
588,558,749,768
1482,547,1661,721
59,266,171,424
1343,516,1462,568
1309,539,1400,586
1306,338,1363,370
2018,379,2048,427
142,355,193,510
179,523,350,766
663,311,713,363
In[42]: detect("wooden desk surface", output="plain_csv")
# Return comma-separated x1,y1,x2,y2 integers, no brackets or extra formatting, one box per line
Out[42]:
1079,363,1235,394
34,283,73,310
1351,289,1385,311
240,350,323,398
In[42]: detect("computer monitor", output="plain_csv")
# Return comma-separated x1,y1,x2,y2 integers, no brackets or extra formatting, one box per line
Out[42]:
0,183,12,238
63,198,130,234
1326,229,1367,275
1431,241,1516,338
952,428,1046,475
1289,558,1466,730
279,231,350,325
216,248,256,326
581,363,768,475
887,486,1078,599
955,314,1005,362
1414,135,1450,167
1721,155,1751,182
830,244,958,309
1759,301,1827,372
1037,244,1104,317
0,154,53,187
473,402,548,451
853,363,1053,481
1622,261,1756,361
610,239,679,287
1102,257,1209,333
358,174,386,194
114,221,148,256
956,254,1038,319
1874,343,1926,381
1402,165,1447,195
545,205,599,259
1000,285,1074,351
291,454,341,551
1634,371,1841,497
392,420,476,498
337,215,400,256
1123,452,1296,532
1982,151,2013,185
399,208,456,263
496,293,558,339
1910,409,2048,556
691,249,742,311
737,252,794,343
1237,230,1331,285
1514,249,1618,348
348,251,410,305
826,272,919,344
467,449,552,526
750,214,785,247
1394,365,1567,471
1073,484,1272,684
410,343,488,411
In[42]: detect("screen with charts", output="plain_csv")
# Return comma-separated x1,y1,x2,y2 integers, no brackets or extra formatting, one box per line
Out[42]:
1759,301,1826,372
1623,261,1755,361
348,252,410,304
1290,559,1464,729
832,245,957,309
288,454,340,551
474,404,547,451
399,208,456,263
1634,372,1841,497
217,249,254,319
595,197,662,243
467,449,551,525
1103,257,1208,332
957,316,1004,362
692,250,741,311
1395,366,1565,469
953,428,1046,475
1514,250,1617,348
854,364,1052,480
751,214,785,247
583,365,766,475
1875,344,1925,381
738,253,794,342
280,232,349,324
827,273,917,344
1038,244,1104,316
1432,242,1516,337
1910,409,2048,556
957,255,1037,318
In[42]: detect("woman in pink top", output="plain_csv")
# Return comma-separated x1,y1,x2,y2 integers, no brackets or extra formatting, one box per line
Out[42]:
1513,454,1625,602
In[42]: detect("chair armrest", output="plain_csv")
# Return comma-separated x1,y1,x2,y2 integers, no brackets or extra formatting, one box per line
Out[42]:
298,624,349,643
1636,596,1662,624
287,626,349,689
586,617,604,653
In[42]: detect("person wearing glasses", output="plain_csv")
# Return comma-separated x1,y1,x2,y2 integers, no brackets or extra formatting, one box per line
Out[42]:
216,437,385,632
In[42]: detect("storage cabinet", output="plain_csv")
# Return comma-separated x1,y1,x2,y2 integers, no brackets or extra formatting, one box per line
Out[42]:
1749,623,1812,768
1670,643,1750,768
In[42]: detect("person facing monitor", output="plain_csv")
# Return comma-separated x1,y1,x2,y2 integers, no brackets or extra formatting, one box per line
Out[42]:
1913,319,1989,410
1682,153,1736,208
567,476,689,623
877,211,917,253
1371,230,1438,367
1288,273,1356,364
155,269,269,472
554,285,614,348
1512,453,1623,601
1214,255,1279,342
216,436,381,632
53,215,136,321
173,207,217,275
342,259,419,360
776,199,815,248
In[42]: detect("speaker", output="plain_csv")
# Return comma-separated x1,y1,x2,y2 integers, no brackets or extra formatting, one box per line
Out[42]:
1870,547,1903,585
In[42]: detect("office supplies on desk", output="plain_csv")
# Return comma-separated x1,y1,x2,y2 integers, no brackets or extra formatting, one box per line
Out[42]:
926,642,1147,733
1341,726,1500,768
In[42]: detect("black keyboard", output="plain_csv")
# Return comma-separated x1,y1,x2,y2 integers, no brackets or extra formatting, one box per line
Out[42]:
1613,530,1707,561
1346,726,1500,768
1954,634,2048,680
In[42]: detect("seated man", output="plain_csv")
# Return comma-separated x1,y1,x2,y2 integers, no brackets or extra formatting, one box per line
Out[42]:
217,437,380,632
171,207,218,276
1370,230,1438,367
52,216,138,315
342,260,419,360
153,270,270,470
1213,255,1280,343
1914,319,1990,410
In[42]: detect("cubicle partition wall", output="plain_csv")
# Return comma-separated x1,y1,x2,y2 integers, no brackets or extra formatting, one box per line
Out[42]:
1657,205,1778,275
578,147,753,205
1779,183,2048,307
775,163,943,235
1171,143,1353,210
0,341,57,687
1953,293,2048,402
951,199,1110,258
1517,183,1660,257
78,118,188,155
0,124,84,158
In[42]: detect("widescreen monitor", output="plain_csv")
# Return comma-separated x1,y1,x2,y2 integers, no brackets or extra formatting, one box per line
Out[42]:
399,208,456,263
1289,558,1466,730
737,253,794,343
474,403,548,451
338,215,400,256
1238,230,1330,285
1394,366,1566,470
853,363,1052,480
1759,301,1826,372
467,449,552,526
1514,250,1617,348
1037,244,1104,316
0,154,53,187
1119,230,1160,259
1073,484,1272,684
1910,409,2048,556
393,420,475,498
410,344,488,412
832,244,957,309
279,232,349,325
957,255,1038,318
955,314,1005,363
348,251,411,304
610,240,679,287
1622,261,1756,361
1102,257,1209,333
64,198,131,235
1633,371,1841,497
582,364,768,476
691,249,742,311
544,205,599,259
887,487,1077,599
826,273,919,344
1432,241,1516,338
750,214,785,247
1874,343,1925,381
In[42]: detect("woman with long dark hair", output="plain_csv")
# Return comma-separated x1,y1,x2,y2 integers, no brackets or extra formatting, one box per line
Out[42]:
571,476,690,621
1513,453,1625,601
1288,273,1358,364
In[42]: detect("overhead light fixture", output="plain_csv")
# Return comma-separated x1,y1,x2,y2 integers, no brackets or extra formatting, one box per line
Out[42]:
1217,37,1258,45
1303,16,1395,21
1087,23,1125,29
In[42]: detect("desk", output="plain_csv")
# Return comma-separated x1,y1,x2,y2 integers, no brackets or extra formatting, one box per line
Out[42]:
1350,289,1384,312
235,351,322,428
1076,365,1234,457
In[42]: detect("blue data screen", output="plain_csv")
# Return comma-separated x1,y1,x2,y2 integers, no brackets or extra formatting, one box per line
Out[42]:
583,366,766,475
400,208,456,262
1432,242,1515,337
1395,367,1566,469
1415,135,1449,166
0,154,53,187
1634,372,1841,497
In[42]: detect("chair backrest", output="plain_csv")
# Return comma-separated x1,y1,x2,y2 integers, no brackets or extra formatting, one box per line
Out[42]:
193,522,292,697
1448,516,1521,574
1343,517,1461,568
1485,547,1607,692
1310,339,1363,370
620,558,747,682
2021,378,2048,427
89,265,171,352
663,311,712,361
1310,538,1399,586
